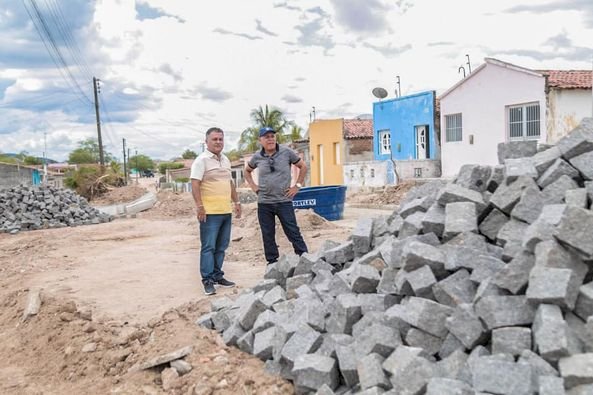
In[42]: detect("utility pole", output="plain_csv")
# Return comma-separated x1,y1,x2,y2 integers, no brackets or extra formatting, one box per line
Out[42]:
122,138,127,185
135,149,139,184
43,131,47,184
93,77,105,167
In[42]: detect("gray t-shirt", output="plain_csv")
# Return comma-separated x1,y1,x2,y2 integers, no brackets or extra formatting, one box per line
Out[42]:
248,144,301,203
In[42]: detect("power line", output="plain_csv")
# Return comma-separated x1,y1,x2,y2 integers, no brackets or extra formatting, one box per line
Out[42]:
97,93,121,152
0,89,78,108
23,0,93,105
43,0,95,80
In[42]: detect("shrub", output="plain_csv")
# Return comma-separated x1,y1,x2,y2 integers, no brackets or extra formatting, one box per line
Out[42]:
64,165,124,200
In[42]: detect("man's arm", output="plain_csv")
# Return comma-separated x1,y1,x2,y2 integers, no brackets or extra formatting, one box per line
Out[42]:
285,159,307,198
230,180,241,218
191,179,206,222
294,159,307,186
244,164,259,193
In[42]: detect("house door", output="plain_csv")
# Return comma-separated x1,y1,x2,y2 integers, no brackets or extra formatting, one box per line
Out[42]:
317,144,324,185
415,125,428,160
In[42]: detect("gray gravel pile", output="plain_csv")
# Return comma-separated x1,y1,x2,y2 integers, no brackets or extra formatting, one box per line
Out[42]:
198,117,593,395
0,185,113,234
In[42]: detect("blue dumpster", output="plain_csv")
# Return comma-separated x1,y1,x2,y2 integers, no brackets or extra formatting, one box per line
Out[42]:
292,185,347,221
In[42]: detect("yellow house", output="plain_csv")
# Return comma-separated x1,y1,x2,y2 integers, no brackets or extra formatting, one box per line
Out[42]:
308,118,373,186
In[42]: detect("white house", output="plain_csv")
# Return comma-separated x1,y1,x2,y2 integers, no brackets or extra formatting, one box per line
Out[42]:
439,57,592,178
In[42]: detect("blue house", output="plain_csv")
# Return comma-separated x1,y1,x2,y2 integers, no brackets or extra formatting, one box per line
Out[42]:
372,90,441,181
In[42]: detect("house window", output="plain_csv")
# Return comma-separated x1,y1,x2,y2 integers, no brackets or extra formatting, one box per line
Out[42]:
378,130,391,154
445,113,462,142
333,142,340,165
360,168,364,178
350,169,354,178
370,168,375,178
508,103,540,140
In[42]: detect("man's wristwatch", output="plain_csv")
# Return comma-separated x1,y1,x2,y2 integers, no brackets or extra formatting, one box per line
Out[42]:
295,183,302,189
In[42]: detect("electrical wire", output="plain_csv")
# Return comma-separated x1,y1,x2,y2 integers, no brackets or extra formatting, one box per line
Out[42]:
0,89,78,108
43,0,95,81
23,0,93,105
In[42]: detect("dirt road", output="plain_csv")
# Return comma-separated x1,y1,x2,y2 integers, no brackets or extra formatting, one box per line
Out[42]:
0,187,393,394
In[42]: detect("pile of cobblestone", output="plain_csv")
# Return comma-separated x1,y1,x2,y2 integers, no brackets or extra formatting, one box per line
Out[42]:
199,118,593,395
0,185,112,234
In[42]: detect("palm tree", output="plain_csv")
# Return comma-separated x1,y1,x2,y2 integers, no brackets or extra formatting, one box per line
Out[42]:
238,127,260,152
239,105,291,152
250,105,287,133
287,122,304,142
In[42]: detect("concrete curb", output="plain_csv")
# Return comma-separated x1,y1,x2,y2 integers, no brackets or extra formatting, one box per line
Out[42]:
93,191,157,218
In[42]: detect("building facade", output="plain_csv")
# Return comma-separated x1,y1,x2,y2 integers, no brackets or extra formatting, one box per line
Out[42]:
439,58,592,178
308,118,373,186
371,90,441,183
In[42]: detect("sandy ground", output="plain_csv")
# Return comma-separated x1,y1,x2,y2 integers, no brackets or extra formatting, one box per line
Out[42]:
0,178,394,394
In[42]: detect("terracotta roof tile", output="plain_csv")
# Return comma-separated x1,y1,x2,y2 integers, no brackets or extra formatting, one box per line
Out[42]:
539,70,592,89
343,119,373,139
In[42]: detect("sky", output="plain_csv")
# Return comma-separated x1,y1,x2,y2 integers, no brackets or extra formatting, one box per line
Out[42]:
1,0,592,162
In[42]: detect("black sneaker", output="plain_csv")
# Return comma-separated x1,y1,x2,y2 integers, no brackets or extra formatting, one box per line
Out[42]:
203,281,216,295
215,278,236,288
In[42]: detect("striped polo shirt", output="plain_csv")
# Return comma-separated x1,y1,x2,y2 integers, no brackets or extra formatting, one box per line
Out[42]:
190,150,232,214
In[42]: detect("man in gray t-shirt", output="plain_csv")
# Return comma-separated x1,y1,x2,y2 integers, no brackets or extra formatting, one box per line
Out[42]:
245,127,308,264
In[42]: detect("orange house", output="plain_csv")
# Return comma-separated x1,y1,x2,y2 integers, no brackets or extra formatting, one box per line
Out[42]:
308,118,373,186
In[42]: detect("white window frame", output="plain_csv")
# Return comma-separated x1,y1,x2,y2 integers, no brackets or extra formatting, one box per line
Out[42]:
508,102,540,141
445,113,462,142
378,130,391,155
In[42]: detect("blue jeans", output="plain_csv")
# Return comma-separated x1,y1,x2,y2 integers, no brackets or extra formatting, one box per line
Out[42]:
199,214,231,284
258,202,308,264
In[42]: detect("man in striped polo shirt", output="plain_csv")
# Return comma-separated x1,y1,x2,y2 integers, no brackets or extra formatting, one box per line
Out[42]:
190,127,241,295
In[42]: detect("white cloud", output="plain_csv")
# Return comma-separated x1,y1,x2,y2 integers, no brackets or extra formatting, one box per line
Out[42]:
0,0,591,161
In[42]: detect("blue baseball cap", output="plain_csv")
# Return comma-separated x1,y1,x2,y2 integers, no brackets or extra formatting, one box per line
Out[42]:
259,126,276,137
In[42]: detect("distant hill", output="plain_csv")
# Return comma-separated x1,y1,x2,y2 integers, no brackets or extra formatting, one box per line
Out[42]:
2,153,58,164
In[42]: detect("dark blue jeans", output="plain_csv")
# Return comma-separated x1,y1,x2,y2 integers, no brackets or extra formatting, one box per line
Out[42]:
257,201,308,264
199,214,231,284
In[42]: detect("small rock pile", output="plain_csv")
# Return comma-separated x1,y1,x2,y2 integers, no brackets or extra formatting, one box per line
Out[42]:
0,185,112,234
198,118,593,395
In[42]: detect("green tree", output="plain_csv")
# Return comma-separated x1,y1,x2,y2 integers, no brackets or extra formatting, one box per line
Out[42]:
251,105,288,137
23,155,43,165
238,105,290,152
67,139,114,164
287,122,304,142
110,160,121,175
224,149,242,161
158,162,184,175
128,154,154,172
181,149,198,159
238,127,260,153
68,148,95,164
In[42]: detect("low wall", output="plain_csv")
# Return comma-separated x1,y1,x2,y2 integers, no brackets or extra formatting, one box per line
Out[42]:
343,159,442,190
343,161,393,189
0,163,35,189
397,159,441,180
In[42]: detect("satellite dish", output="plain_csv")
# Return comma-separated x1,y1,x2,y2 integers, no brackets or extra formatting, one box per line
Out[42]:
372,87,388,99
